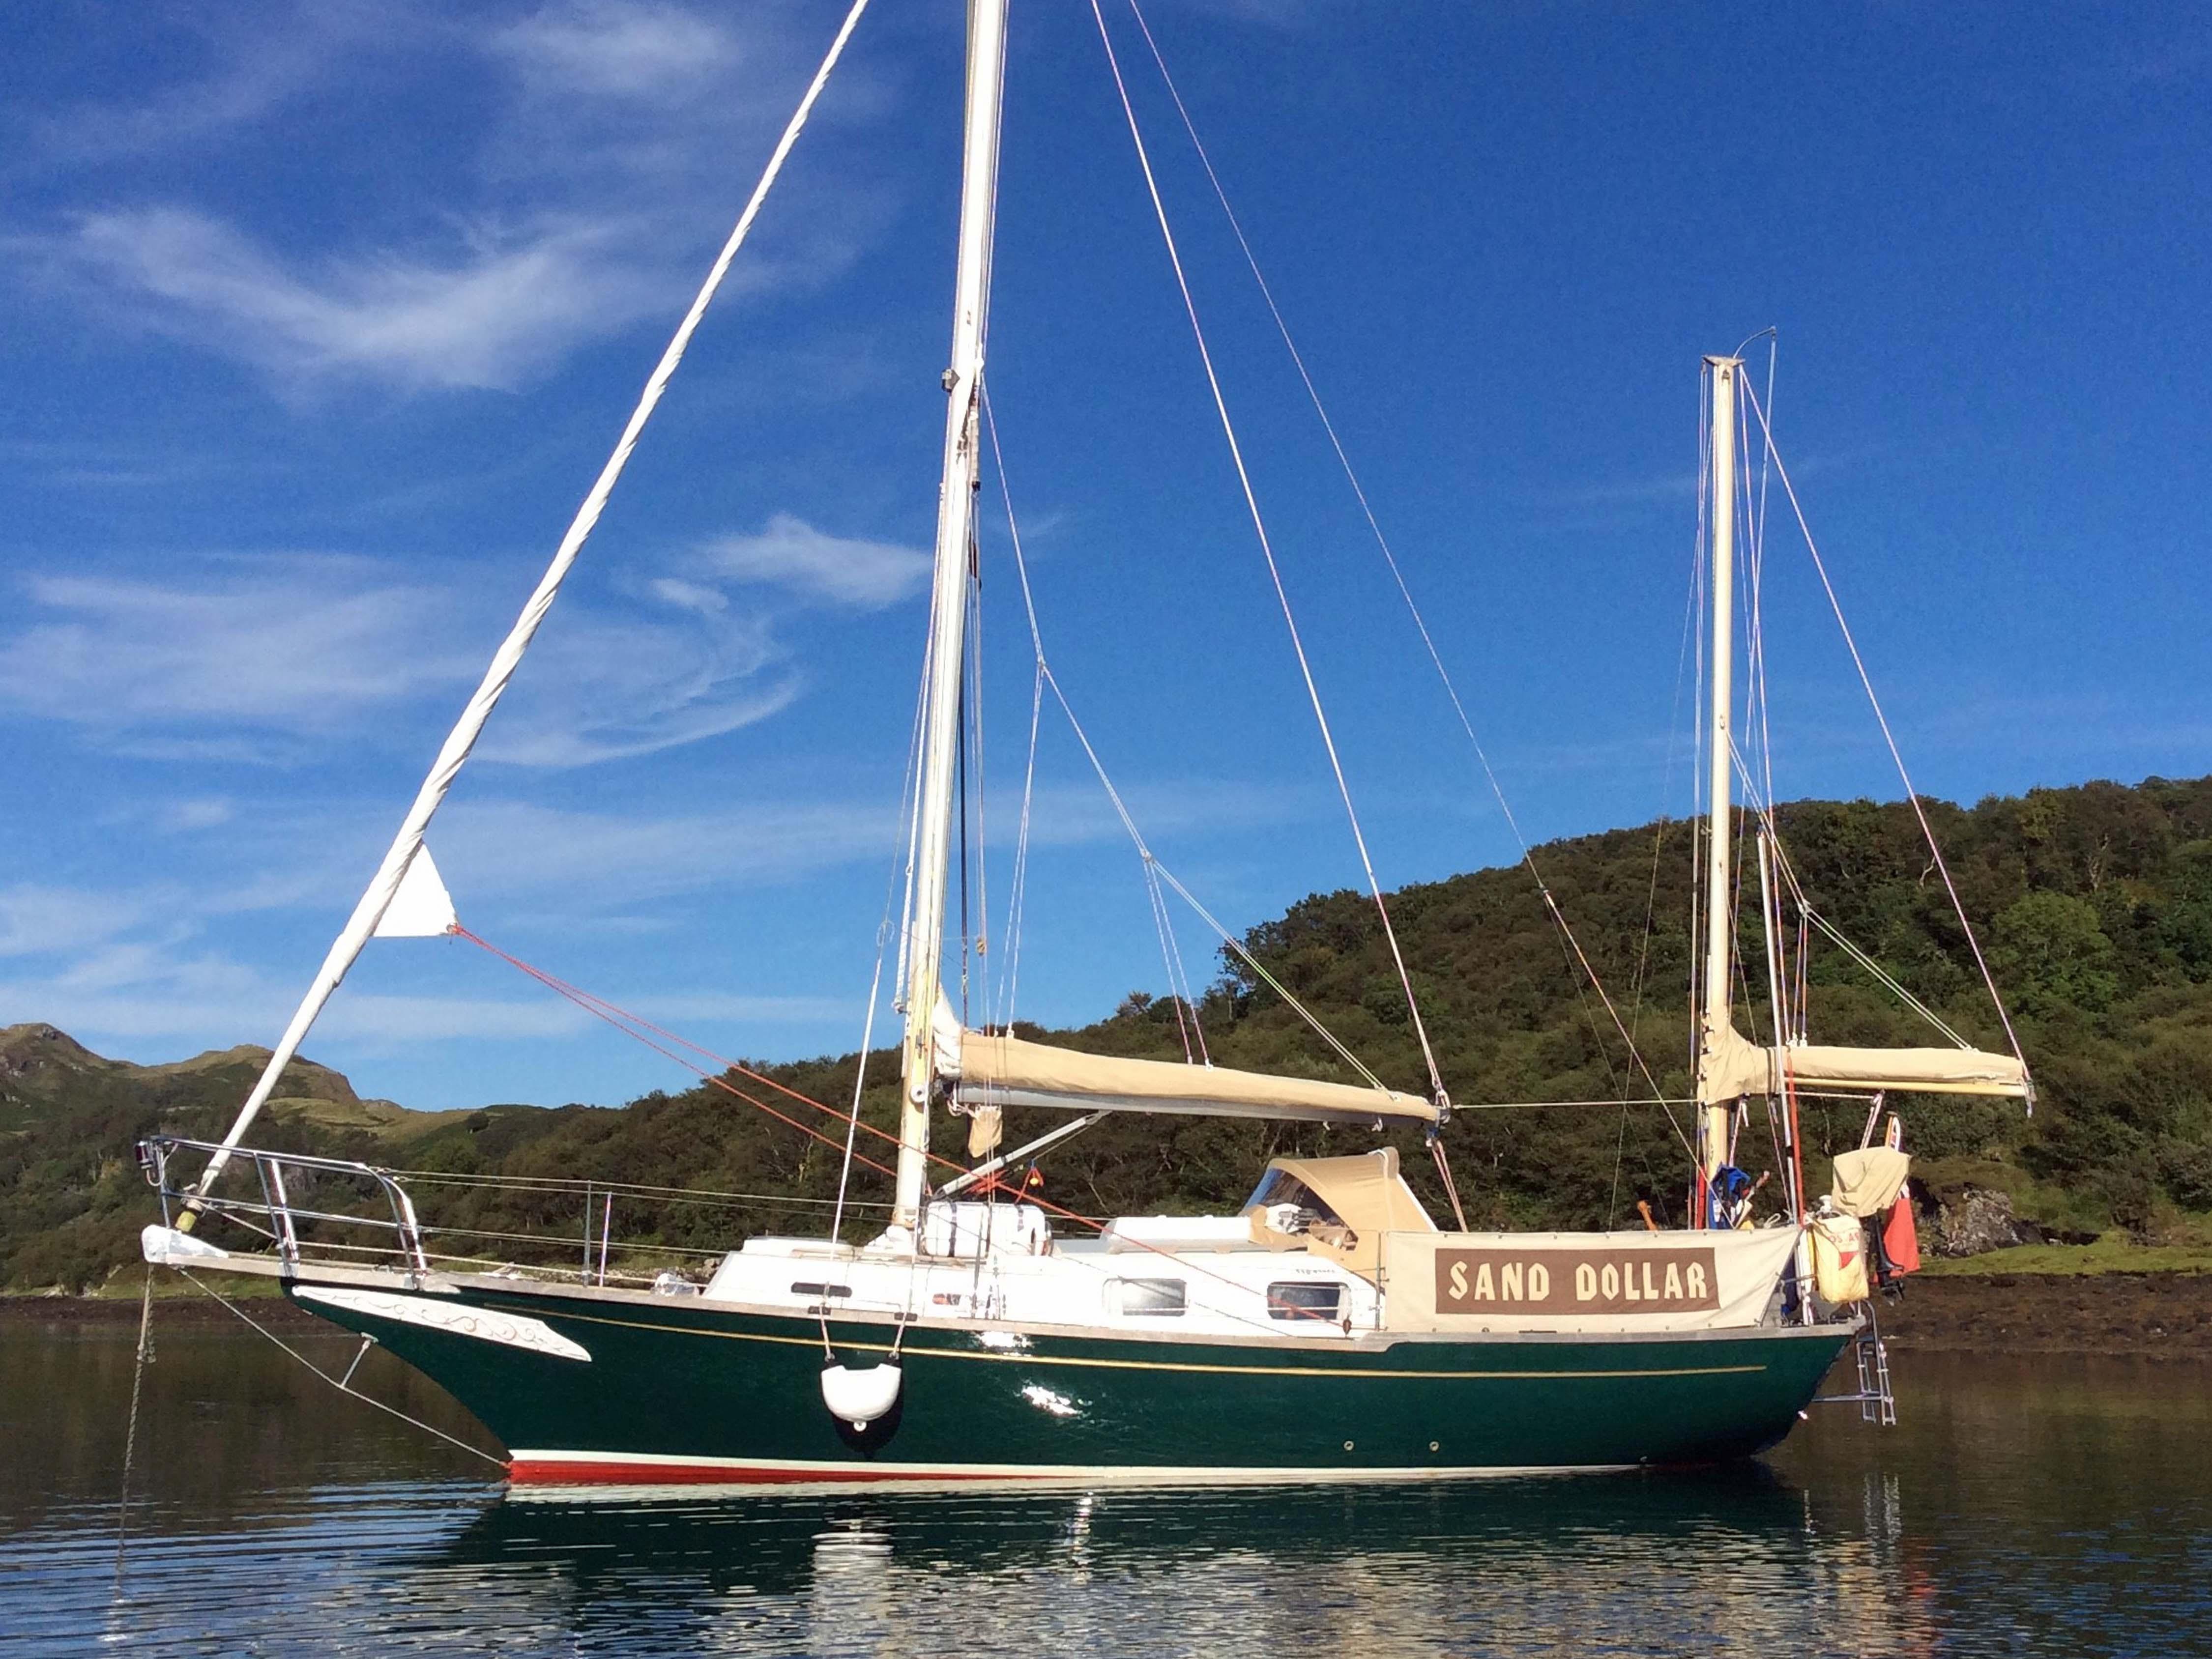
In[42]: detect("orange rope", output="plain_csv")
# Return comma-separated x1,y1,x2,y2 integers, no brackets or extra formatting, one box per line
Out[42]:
453,928,902,1183
456,928,910,1153
455,927,1363,1330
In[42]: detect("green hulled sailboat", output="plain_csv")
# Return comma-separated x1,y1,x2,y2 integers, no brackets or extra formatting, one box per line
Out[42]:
141,0,2028,1487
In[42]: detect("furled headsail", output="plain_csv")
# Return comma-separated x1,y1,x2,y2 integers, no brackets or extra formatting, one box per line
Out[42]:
951,1031,1439,1127
1697,1019,2029,1104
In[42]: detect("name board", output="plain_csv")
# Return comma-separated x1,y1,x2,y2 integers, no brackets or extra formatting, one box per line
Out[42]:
1432,1247,1719,1316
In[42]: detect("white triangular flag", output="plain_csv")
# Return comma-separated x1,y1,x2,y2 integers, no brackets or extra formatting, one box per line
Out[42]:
373,845,460,939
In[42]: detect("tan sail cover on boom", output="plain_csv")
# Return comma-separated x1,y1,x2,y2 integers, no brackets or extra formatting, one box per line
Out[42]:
1697,1021,2028,1104
952,1032,1439,1126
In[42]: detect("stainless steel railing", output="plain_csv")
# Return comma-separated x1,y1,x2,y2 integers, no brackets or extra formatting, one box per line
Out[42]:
140,1135,432,1277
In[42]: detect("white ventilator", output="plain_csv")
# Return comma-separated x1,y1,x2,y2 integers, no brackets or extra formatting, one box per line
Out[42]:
182,0,875,1214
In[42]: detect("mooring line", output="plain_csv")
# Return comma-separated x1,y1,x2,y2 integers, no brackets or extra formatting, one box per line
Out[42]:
113,1266,156,1582
176,1270,506,1469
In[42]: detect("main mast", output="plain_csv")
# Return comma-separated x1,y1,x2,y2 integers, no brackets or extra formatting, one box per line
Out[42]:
893,0,1010,1240
1696,355,1742,1224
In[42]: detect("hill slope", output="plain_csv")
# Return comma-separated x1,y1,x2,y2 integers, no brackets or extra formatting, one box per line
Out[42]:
7,772,2211,1290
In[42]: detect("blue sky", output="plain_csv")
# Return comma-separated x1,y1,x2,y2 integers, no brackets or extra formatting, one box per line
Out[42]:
2,0,2205,1110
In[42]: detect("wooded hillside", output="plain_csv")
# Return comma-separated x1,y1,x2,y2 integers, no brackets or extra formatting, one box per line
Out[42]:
7,772,2209,1292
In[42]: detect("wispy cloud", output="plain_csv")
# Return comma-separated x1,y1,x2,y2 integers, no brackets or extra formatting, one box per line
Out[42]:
694,514,931,609
490,0,738,100
435,799,901,903
0,885,155,959
18,2,393,171
0,560,475,738
477,601,800,767
13,3,892,394
0,551,821,767
59,206,671,393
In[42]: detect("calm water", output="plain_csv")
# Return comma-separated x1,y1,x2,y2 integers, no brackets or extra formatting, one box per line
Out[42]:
1,1313,2207,1657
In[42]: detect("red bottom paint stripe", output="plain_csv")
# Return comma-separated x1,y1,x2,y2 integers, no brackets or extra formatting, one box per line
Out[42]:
507,1459,1060,1486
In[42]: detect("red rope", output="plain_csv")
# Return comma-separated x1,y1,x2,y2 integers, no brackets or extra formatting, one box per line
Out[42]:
453,926,1363,1327
453,928,902,1183
456,927,910,1154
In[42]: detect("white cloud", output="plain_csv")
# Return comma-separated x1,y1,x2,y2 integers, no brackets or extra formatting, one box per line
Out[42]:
62,206,669,393
0,554,806,768
22,2,393,169
427,779,1301,909
626,991,850,1024
646,577,729,616
164,798,238,831
491,1,739,100
314,992,592,1045
0,564,473,729
13,3,895,395
0,885,155,959
475,600,800,766
696,513,931,609
434,798,903,903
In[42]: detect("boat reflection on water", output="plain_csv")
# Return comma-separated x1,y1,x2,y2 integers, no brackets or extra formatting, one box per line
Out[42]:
25,1334,2198,1657
426,1468,1934,1657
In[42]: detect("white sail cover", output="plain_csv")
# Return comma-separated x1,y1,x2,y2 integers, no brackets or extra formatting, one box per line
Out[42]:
370,846,458,938
1699,1021,2028,1105
952,1032,1439,1126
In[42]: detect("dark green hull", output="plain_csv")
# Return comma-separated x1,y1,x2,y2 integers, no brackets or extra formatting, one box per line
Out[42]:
287,1274,1852,1486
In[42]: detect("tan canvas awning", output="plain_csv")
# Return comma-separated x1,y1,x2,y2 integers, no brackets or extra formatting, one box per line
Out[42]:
1243,1148,1437,1278
1698,1021,2028,1105
952,1032,1438,1126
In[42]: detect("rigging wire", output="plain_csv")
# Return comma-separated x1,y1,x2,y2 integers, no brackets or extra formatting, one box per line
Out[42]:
984,397,1393,1090
1611,428,1717,1219
1738,380,2031,1082
981,390,1230,1070
190,0,881,1201
831,921,893,1244
453,928,907,1179
961,518,990,1026
1087,0,1446,1108
450,924,1348,1336
994,658,1046,1029
1120,0,1667,1114
177,1269,506,1467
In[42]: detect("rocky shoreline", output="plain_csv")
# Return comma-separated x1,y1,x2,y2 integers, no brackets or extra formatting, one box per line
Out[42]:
9,1269,2212,1355
1872,1270,2212,1357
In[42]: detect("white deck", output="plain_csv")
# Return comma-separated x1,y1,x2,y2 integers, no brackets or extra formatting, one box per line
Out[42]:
700,1207,1371,1338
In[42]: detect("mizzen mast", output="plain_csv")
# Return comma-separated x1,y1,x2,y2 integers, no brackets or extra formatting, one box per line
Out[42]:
1696,354,1743,1225
893,0,1011,1240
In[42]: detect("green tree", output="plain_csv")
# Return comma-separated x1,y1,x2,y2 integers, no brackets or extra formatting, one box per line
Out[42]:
1991,891,2120,1016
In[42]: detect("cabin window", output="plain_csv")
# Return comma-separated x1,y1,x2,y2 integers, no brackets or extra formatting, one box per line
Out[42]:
1105,1277,1187,1317
1267,1282,1343,1323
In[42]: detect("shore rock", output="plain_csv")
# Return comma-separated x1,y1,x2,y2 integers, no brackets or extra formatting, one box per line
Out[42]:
1932,1186,2033,1257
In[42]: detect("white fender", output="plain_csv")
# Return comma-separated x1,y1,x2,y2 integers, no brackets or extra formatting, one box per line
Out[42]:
820,1360,903,1430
